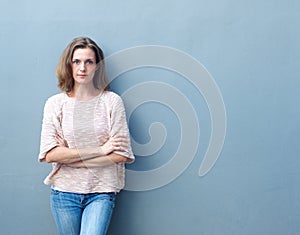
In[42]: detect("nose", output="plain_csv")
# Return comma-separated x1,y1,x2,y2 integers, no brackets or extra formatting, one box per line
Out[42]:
79,62,86,71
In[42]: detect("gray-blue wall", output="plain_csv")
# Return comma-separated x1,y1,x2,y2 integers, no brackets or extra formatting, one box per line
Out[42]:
1,0,300,234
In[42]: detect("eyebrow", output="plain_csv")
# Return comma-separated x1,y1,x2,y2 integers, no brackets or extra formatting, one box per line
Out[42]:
72,57,95,60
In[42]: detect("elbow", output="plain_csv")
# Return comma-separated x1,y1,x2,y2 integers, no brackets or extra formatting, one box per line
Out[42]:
45,147,58,163
121,156,133,163
45,153,54,163
125,157,134,163
44,147,73,164
118,155,132,163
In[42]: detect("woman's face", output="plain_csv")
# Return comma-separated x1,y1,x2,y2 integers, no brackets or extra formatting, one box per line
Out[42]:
71,47,97,87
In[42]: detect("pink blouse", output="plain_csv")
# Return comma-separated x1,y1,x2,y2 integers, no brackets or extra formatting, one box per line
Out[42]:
39,91,134,193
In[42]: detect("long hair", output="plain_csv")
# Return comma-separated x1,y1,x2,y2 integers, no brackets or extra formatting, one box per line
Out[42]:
56,37,110,92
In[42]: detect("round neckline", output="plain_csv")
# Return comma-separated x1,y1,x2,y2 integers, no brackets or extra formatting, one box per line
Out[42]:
64,91,103,102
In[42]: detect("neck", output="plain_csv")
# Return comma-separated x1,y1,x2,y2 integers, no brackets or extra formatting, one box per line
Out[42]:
70,84,101,100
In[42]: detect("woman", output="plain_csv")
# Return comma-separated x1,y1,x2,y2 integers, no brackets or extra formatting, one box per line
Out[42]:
38,36,134,235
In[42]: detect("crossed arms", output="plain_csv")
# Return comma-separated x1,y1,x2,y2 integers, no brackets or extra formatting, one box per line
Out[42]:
45,134,132,168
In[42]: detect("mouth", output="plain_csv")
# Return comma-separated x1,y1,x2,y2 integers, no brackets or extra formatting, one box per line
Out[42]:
77,74,87,78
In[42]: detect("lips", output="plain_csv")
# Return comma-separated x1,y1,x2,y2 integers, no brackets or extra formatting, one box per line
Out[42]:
77,74,87,78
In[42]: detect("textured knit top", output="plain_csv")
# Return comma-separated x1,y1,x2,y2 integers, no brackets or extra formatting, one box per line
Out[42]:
38,91,134,193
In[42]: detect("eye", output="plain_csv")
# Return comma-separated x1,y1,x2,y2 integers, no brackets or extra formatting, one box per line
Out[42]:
72,59,80,65
86,60,94,65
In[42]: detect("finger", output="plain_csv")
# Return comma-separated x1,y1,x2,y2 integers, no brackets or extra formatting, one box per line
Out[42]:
55,136,61,143
112,134,127,139
113,137,128,144
113,142,128,149
118,142,129,148
111,135,124,141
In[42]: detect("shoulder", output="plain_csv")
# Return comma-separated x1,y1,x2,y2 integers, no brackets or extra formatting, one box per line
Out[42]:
101,91,126,112
43,93,67,112
46,93,66,104
102,91,123,104
46,92,66,104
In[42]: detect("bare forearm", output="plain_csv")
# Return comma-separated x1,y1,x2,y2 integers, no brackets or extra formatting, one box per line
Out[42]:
45,146,104,164
45,134,128,164
66,153,131,168
66,156,114,168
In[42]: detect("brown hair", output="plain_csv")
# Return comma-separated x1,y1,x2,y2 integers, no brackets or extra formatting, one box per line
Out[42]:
56,37,110,92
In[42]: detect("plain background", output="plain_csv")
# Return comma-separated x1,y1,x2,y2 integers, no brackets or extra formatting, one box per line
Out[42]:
0,0,299,234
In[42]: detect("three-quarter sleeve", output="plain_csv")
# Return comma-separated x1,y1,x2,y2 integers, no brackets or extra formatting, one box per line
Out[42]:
110,94,135,163
38,95,62,162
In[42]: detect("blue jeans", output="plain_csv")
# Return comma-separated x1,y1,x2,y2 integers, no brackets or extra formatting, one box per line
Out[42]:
50,189,116,235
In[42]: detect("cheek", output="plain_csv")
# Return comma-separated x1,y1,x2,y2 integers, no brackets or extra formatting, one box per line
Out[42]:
71,65,77,74
88,66,97,75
